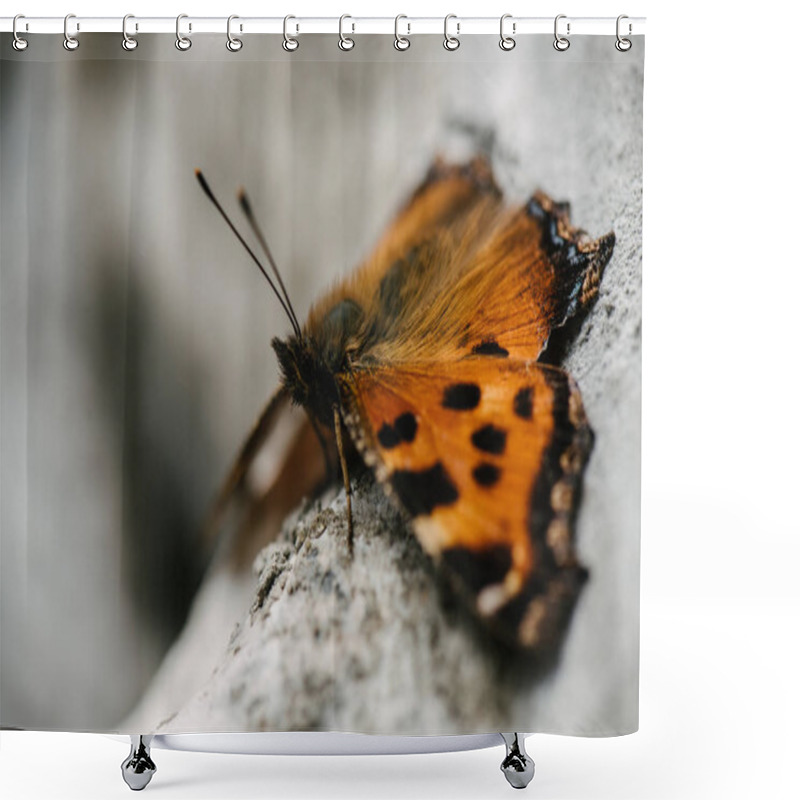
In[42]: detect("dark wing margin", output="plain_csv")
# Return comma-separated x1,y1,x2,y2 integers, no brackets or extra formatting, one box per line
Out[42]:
340,359,594,650
487,367,594,650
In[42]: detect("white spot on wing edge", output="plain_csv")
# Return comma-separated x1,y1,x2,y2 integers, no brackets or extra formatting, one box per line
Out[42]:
341,402,390,483
410,516,444,558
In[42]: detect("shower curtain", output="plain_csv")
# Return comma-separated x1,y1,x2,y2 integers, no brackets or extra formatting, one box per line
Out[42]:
0,27,643,738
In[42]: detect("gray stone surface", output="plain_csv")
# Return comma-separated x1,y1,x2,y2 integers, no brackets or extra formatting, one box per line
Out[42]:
156,477,521,734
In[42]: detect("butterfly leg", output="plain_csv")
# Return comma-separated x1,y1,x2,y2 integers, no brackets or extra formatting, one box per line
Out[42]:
121,735,156,791
499,733,535,789
333,406,354,552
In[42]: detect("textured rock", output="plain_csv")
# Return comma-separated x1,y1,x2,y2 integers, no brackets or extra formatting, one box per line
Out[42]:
158,476,515,734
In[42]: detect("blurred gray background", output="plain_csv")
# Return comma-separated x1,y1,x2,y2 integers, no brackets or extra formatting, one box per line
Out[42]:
1,33,642,731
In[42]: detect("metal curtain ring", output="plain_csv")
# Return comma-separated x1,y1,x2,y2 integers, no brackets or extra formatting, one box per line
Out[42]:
121,14,138,51
553,14,570,51
339,14,355,51
63,13,79,51
499,14,516,51
443,14,460,51
12,14,28,51
175,14,192,51
283,15,299,51
615,14,632,51
227,15,243,52
394,14,410,51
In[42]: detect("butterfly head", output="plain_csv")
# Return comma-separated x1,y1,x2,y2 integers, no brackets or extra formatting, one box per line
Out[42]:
271,334,335,427
272,297,365,429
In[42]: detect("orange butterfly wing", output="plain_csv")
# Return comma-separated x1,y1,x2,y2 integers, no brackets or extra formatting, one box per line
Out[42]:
304,158,503,334
421,192,614,361
307,157,613,367
341,359,592,649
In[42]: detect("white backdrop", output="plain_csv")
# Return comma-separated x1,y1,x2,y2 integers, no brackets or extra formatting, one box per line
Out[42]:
1,1,798,799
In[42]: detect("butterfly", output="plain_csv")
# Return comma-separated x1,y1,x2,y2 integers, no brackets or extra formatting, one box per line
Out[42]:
195,156,614,651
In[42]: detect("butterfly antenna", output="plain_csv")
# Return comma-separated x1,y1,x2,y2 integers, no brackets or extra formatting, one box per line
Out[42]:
237,187,302,337
195,170,302,338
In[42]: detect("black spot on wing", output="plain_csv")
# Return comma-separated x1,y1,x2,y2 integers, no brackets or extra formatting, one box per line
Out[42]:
442,383,481,410
377,412,418,450
377,424,400,449
513,387,534,420
441,545,512,596
472,462,501,487
391,463,459,516
471,424,507,455
394,412,417,442
471,339,509,357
